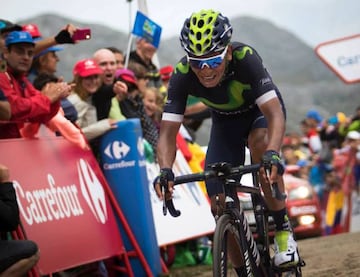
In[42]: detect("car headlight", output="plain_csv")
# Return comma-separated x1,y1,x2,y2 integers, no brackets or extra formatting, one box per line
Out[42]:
288,186,313,200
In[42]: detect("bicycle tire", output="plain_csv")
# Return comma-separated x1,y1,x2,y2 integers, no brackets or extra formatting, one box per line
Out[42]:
212,214,237,277
213,213,263,277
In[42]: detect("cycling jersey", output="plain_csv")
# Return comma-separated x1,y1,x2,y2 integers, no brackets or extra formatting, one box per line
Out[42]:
162,42,285,121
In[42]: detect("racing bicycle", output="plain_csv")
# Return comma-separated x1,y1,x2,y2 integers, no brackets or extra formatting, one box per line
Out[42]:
159,162,305,277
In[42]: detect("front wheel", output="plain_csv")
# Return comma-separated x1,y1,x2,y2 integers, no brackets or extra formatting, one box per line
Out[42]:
212,214,235,276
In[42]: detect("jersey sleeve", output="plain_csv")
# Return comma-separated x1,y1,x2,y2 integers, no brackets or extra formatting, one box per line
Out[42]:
162,58,192,122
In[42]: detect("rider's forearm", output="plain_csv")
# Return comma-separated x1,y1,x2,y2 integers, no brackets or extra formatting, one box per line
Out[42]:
157,121,181,168
266,112,285,152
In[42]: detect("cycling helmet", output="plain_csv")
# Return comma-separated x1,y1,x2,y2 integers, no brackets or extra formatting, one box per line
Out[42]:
180,9,232,56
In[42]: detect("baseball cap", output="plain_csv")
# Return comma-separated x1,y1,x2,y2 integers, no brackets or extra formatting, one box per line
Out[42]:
159,65,174,81
36,46,64,58
5,31,35,47
0,19,22,34
306,109,322,123
73,59,103,77
346,131,360,140
115,68,137,86
22,23,42,38
33,37,63,58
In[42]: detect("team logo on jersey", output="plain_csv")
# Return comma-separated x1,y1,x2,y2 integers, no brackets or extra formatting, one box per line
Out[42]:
260,77,271,86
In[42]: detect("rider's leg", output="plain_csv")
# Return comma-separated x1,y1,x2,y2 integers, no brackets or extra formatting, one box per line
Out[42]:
248,128,299,267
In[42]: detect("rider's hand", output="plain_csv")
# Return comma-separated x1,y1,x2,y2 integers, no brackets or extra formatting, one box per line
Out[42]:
153,168,174,200
260,150,284,184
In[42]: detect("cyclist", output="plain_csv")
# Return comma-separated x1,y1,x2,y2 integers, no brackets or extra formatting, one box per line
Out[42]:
154,9,299,274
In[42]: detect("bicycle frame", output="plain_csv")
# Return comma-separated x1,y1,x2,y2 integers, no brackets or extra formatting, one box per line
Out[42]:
219,175,270,276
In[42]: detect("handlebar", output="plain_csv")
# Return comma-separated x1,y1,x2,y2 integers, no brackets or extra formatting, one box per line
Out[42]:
161,162,286,217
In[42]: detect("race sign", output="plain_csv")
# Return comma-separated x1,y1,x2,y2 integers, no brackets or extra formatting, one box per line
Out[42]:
315,34,360,84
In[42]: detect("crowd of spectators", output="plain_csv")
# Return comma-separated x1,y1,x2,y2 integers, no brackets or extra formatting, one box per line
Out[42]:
281,108,360,234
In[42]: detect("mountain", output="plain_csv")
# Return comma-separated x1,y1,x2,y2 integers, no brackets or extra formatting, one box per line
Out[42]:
16,14,360,145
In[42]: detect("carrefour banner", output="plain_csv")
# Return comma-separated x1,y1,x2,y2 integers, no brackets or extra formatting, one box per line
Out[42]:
0,137,124,275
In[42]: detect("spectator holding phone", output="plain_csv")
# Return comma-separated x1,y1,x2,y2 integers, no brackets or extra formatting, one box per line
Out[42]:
0,31,72,139
23,23,64,84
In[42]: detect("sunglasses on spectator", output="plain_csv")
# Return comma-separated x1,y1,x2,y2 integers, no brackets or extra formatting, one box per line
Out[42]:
187,46,228,69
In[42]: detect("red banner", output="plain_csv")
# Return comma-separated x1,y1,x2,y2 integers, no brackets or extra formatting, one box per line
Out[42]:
0,137,125,275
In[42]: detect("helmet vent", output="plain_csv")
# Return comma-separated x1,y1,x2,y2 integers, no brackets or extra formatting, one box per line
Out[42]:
197,19,204,28
195,44,202,52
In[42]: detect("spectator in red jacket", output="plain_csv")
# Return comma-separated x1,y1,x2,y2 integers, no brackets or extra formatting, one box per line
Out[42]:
0,31,72,139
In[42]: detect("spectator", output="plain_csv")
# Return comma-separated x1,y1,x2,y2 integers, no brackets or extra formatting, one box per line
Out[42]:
159,64,173,99
304,109,323,154
159,65,173,90
0,31,71,139
323,166,344,235
67,58,118,154
111,68,159,157
0,19,22,56
106,46,125,69
127,61,150,94
339,106,360,137
333,131,360,213
93,48,117,86
92,48,127,121
142,86,163,131
27,41,63,83
23,23,79,124
128,37,163,89
0,164,40,277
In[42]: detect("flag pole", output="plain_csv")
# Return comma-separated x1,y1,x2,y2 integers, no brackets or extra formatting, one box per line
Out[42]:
124,34,134,69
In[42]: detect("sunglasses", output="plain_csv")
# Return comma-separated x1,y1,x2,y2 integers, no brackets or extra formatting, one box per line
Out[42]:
187,46,228,69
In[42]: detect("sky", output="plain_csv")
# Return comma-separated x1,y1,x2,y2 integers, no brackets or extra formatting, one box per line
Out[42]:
2,0,359,47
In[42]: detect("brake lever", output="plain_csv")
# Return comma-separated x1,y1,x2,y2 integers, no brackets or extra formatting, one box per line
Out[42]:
161,179,181,217
271,183,287,201
266,168,286,200
162,185,167,216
